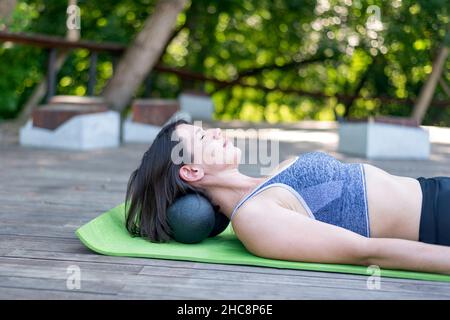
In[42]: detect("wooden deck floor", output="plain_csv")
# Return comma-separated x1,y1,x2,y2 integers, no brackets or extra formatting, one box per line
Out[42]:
1,120,450,299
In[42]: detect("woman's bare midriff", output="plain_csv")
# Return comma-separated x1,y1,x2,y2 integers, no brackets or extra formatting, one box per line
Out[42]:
239,161,424,241
361,163,422,240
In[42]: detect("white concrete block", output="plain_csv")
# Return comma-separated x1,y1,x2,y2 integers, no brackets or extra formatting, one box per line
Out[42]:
338,121,430,159
19,111,120,150
123,111,192,144
123,120,161,144
179,93,214,120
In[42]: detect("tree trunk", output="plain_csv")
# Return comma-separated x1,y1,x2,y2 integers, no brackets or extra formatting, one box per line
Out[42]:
0,0,16,27
411,46,449,124
102,0,188,112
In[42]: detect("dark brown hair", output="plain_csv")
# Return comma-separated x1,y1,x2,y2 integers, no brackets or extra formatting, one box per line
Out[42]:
124,119,217,243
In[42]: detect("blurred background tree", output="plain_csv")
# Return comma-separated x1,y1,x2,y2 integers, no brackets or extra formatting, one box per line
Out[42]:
0,0,448,125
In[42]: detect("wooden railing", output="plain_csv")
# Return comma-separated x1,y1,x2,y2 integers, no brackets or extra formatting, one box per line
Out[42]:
0,31,124,102
0,30,448,109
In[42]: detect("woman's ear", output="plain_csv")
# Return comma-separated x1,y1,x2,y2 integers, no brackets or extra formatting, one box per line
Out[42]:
179,165,204,182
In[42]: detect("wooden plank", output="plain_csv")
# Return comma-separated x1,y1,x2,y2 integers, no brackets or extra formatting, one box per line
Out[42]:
117,278,449,300
0,248,397,284
0,175,129,187
2,208,109,220
0,287,115,300
6,248,450,292
2,255,441,300
0,209,107,223
0,197,120,211
0,178,126,189
0,248,12,256
0,256,144,275
0,209,102,221
0,236,89,254
0,258,211,299
0,223,87,238
0,194,124,207
4,249,371,285
0,275,123,296
0,179,128,191
0,165,131,176
0,31,125,53
138,266,450,297
2,245,379,286
0,202,120,217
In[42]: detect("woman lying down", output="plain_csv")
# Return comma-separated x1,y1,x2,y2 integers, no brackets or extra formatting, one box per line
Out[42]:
125,119,450,275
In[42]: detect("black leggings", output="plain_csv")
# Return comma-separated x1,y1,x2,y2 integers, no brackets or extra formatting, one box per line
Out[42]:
416,176,450,246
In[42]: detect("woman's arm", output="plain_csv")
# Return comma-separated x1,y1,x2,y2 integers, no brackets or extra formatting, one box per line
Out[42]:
366,238,450,274
232,199,450,275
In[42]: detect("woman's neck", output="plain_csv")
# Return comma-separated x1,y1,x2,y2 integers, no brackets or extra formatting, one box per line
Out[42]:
201,169,267,220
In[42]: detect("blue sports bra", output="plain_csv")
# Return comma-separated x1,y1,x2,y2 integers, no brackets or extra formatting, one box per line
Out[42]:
230,151,370,237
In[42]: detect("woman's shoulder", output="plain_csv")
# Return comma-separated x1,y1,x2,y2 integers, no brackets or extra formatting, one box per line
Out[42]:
231,184,310,233
266,156,298,176
230,187,311,248
230,191,279,239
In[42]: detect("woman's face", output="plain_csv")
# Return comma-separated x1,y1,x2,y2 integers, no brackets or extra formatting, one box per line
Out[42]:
175,124,241,181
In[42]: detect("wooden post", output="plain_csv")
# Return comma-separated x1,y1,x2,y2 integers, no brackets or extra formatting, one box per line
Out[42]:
46,48,57,103
144,73,153,97
111,54,119,76
87,51,98,96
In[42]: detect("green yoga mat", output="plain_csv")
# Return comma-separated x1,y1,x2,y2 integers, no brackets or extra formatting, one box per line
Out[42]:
76,202,450,283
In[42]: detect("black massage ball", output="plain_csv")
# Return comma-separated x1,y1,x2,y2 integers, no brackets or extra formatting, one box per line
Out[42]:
208,209,231,238
166,194,230,244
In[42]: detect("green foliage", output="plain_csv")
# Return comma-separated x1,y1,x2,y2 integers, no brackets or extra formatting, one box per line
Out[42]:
0,0,449,125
